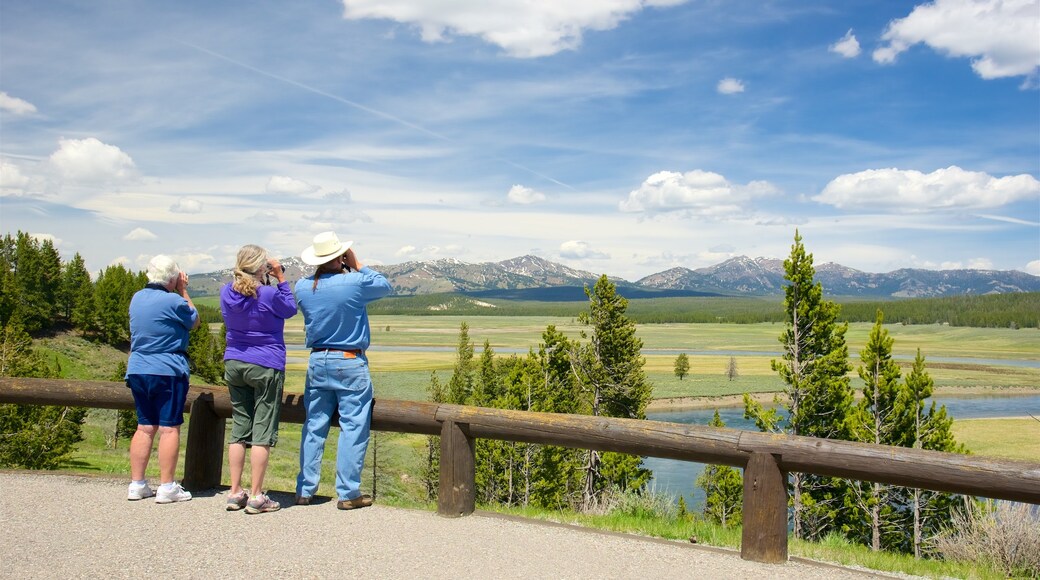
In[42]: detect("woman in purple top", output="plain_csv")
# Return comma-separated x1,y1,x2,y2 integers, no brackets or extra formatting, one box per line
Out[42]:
220,244,297,514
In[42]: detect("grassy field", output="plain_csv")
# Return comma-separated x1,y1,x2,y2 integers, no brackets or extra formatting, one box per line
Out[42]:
954,417,1040,462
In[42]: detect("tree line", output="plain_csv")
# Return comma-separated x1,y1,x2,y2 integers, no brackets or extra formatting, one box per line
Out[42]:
0,231,226,469
368,290,1039,329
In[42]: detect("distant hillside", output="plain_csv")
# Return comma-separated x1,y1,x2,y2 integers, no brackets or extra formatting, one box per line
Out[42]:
189,253,1040,299
636,256,1040,298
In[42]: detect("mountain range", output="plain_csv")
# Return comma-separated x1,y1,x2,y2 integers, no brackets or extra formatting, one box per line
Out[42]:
189,254,1040,300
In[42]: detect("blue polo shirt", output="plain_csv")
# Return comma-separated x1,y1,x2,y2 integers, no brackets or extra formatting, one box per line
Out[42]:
294,267,392,351
126,284,198,377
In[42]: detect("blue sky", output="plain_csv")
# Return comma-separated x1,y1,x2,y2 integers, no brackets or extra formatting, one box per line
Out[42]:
1,0,1038,281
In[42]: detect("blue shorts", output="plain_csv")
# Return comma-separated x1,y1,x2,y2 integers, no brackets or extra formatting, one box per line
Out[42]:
126,374,190,427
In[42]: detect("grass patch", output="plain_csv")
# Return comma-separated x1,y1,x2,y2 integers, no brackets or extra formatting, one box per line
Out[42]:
954,418,1040,462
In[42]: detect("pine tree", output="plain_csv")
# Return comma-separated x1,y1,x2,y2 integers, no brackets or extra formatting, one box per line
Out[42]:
898,349,964,557
744,230,854,540
695,410,743,527
60,253,95,330
848,310,907,551
674,353,690,380
421,371,447,501
529,325,583,509
0,321,87,469
91,264,140,345
447,322,475,404
572,275,652,510
0,235,17,328
10,232,61,333
188,323,224,385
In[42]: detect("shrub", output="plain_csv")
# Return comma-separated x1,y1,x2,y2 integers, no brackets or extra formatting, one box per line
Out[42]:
931,499,1040,578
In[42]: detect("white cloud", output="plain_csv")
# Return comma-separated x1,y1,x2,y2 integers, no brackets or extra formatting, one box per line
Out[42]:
829,29,861,58
619,169,779,215
716,77,745,94
170,198,204,213
506,184,546,204
340,0,688,58
1025,260,1040,275
249,210,280,222
814,166,1040,211
0,92,37,115
48,137,137,185
395,245,417,257
123,227,157,241
873,0,1040,83
559,240,608,259
266,175,320,195
176,253,218,273
938,258,993,270
0,160,31,195
324,189,353,203
29,233,61,247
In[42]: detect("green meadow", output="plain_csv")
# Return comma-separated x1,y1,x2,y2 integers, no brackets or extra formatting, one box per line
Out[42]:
284,316,1040,401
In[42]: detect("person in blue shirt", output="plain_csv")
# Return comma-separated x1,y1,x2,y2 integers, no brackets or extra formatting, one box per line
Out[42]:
294,231,392,509
125,255,200,504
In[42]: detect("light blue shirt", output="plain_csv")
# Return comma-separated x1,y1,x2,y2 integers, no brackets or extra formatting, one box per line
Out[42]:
295,267,392,351
126,285,198,377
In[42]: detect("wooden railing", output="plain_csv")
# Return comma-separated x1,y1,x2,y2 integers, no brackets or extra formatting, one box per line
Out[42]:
2,377,1038,564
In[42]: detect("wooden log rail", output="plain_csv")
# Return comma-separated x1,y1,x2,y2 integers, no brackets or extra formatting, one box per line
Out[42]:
3,377,1039,565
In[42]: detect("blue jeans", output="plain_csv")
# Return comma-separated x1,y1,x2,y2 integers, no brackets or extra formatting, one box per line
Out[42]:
296,351,373,501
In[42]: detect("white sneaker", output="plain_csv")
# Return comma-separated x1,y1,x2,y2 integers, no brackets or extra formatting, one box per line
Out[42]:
155,483,192,504
127,482,154,501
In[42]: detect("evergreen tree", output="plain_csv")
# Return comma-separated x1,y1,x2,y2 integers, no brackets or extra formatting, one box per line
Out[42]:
695,410,743,527
898,349,964,558
0,235,17,328
447,322,475,404
529,326,583,509
0,321,88,469
421,371,447,501
744,230,854,540
91,264,141,345
61,253,95,330
673,353,690,381
112,360,137,441
10,232,61,333
188,323,224,385
572,275,652,510
848,310,908,551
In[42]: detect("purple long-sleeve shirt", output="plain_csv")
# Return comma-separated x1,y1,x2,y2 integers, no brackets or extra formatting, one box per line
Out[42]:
220,281,298,371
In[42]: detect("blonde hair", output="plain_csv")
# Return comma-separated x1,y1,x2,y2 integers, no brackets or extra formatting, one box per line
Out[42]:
231,244,268,298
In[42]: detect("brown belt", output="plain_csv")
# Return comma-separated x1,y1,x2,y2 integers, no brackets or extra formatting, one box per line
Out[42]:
311,348,363,359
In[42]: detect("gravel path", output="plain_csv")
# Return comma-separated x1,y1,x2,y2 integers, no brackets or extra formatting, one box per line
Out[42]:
0,473,902,579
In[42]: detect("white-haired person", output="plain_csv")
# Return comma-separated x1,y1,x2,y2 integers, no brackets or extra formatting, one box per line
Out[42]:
220,244,297,514
125,255,200,503
294,231,392,509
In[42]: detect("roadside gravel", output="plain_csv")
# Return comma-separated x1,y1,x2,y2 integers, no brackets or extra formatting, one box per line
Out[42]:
0,473,905,579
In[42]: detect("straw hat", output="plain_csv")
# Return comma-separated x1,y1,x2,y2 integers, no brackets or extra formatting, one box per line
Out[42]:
301,231,353,266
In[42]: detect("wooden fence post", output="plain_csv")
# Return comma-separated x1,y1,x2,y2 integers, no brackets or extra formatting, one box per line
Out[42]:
182,393,226,492
740,451,788,563
438,419,475,517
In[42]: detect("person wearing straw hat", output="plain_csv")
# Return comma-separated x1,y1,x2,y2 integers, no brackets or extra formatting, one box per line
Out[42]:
294,231,392,510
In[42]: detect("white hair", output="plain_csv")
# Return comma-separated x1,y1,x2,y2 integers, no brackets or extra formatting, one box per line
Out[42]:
146,255,181,285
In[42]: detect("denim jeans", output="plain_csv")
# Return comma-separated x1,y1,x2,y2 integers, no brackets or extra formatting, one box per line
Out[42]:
295,351,373,501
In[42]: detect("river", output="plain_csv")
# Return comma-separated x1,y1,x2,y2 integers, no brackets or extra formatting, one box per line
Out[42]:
643,393,1040,510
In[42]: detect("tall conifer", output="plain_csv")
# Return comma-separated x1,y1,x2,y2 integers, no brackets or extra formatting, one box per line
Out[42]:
745,230,854,540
